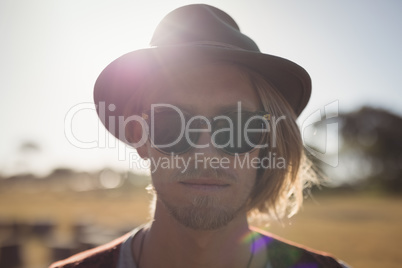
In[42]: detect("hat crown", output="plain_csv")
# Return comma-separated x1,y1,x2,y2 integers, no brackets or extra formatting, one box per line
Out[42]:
150,4,260,52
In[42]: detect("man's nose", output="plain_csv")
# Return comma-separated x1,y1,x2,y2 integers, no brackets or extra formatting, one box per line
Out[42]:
191,123,223,156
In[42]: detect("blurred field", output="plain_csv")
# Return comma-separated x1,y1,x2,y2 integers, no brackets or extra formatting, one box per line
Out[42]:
265,193,402,268
0,184,401,268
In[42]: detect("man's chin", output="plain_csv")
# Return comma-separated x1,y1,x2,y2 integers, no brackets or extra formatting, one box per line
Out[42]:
171,206,235,230
160,197,244,230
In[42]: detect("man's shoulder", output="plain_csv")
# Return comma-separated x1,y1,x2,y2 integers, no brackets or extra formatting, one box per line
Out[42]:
251,226,348,268
49,233,130,268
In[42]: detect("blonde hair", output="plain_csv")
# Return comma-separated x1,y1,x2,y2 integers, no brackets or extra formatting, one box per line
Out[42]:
237,65,319,222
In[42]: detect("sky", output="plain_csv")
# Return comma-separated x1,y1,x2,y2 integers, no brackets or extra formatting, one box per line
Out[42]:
1,0,401,176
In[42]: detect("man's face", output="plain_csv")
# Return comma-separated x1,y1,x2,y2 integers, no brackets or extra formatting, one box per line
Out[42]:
139,63,263,230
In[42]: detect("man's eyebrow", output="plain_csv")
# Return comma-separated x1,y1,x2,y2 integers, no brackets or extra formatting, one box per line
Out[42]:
217,104,238,113
217,103,259,113
172,104,255,114
149,103,259,114
160,103,192,113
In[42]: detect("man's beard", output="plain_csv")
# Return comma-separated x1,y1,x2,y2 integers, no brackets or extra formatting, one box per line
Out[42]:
157,167,249,230
160,193,247,230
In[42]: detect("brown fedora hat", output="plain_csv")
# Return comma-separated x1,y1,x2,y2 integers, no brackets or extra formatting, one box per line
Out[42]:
94,4,311,142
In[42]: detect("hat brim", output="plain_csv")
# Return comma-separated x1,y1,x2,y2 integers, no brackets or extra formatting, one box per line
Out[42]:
94,45,311,140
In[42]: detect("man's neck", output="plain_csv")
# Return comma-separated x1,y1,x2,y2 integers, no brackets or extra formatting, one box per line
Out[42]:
136,201,256,268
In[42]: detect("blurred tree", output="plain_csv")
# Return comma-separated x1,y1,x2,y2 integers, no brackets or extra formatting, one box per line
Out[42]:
338,107,402,193
13,140,42,174
19,141,41,153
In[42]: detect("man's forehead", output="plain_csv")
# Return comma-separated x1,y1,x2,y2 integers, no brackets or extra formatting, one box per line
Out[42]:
143,61,243,88
139,62,260,112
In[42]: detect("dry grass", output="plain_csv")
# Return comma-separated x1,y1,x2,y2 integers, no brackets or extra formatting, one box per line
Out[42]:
264,193,402,268
0,186,401,268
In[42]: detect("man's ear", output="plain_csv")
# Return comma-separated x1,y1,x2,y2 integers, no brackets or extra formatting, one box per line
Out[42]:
126,121,149,159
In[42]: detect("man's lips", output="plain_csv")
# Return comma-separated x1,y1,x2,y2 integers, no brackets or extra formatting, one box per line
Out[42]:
179,178,230,190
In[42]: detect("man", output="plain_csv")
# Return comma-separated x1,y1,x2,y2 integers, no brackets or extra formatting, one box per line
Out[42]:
51,4,348,268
